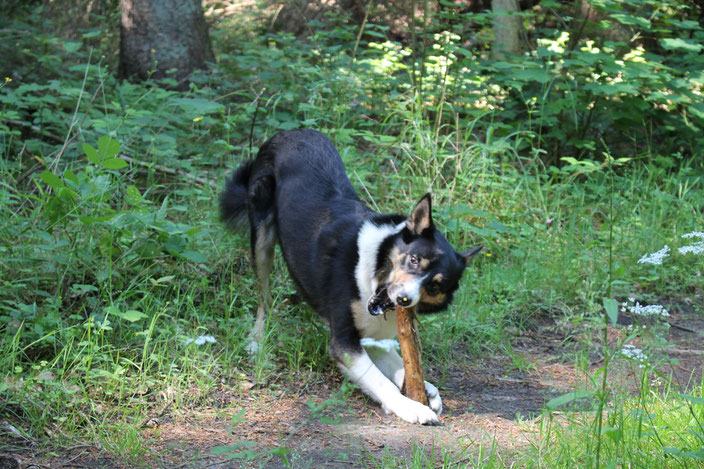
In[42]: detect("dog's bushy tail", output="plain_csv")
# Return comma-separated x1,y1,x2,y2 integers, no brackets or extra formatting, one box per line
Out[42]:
220,160,253,230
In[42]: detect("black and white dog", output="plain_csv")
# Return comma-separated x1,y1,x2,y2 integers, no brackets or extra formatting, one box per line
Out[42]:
220,129,481,424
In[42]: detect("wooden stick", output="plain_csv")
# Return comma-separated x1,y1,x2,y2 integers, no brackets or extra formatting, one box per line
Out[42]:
395,305,428,406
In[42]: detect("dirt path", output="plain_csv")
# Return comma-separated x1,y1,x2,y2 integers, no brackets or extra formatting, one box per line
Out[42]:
5,306,703,468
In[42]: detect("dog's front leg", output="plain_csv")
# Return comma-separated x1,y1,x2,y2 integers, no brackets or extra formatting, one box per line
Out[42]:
335,349,439,425
364,344,443,416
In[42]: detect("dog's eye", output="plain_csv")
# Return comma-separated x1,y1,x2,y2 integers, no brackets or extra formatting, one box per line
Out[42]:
409,255,420,267
426,282,441,295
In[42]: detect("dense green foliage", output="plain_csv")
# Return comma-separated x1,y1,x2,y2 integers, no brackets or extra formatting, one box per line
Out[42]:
1,0,703,466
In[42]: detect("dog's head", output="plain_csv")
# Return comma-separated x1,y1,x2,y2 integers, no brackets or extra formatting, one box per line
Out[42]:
368,193,482,316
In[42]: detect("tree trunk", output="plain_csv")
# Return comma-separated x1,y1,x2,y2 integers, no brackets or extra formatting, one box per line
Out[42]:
119,0,214,90
492,0,522,60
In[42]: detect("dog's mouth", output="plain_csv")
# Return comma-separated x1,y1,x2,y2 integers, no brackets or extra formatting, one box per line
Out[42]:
367,286,395,316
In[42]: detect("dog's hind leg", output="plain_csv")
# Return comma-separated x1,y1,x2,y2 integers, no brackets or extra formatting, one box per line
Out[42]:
246,175,276,354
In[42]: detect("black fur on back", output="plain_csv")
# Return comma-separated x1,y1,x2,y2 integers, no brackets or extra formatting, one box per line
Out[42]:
220,160,254,231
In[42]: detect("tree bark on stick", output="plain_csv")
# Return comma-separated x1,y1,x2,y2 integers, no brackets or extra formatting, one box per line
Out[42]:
396,305,428,406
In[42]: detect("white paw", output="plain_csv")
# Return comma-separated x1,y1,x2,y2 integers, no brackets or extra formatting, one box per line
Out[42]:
245,340,260,355
425,381,442,415
385,396,439,425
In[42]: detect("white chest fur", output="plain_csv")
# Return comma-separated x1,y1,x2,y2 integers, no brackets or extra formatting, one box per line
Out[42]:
351,300,398,340
352,220,404,340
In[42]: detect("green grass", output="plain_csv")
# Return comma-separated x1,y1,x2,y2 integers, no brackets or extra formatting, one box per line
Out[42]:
2,2,704,467
517,376,704,468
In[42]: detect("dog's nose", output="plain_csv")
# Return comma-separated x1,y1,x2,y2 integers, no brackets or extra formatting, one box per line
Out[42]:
396,296,412,307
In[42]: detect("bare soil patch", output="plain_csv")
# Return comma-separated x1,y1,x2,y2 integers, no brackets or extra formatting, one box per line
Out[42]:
4,307,703,468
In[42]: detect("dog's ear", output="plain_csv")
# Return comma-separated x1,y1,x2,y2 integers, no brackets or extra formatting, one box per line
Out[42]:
458,245,484,264
406,193,434,236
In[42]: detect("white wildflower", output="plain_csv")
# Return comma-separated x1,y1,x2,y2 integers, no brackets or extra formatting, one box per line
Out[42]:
621,297,670,318
619,344,649,368
678,231,704,256
682,231,704,239
637,245,670,265
185,335,217,346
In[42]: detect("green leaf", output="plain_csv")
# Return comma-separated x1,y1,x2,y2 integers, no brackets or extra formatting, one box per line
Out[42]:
211,441,256,459
125,185,142,205
682,450,704,461
63,169,78,186
40,171,64,191
677,393,704,406
180,250,207,263
58,188,78,200
164,235,186,254
546,389,595,410
170,98,225,115
118,310,147,323
150,275,175,286
513,68,550,84
560,157,599,169
610,14,650,29
665,447,704,461
660,38,703,53
486,221,518,235
667,19,700,30
601,426,620,443
97,135,121,159
71,284,99,294
584,82,639,96
83,143,101,164
101,157,128,170
603,297,619,326
79,214,115,225
464,224,499,238
63,41,82,52
689,103,704,120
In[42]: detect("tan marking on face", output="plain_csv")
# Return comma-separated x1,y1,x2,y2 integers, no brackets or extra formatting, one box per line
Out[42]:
420,288,447,306
391,246,431,271
432,273,444,282
388,269,416,286
386,246,427,304
388,247,409,276
389,246,403,265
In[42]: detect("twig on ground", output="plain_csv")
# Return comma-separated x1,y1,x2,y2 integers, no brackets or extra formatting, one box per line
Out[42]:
659,348,704,356
667,321,699,334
